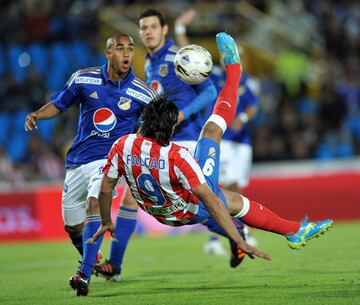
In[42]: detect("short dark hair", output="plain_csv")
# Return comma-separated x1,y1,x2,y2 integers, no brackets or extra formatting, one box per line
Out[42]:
140,95,178,146
106,33,133,50
138,8,166,27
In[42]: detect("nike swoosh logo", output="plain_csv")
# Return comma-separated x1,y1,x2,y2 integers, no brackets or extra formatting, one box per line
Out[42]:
218,100,231,108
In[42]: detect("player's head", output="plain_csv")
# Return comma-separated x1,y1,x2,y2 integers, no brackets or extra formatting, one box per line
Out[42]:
138,8,168,53
140,95,178,146
105,33,135,79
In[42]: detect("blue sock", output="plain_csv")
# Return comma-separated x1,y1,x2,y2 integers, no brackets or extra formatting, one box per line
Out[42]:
109,207,137,272
81,215,103,279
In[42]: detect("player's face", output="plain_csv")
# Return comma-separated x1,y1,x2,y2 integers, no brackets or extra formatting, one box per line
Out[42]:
138,16,168,53
106,35,135,79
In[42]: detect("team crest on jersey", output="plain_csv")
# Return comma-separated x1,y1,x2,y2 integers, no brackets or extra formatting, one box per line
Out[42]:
93,108,117,132
159,64,168,77
208,147,217,158
118,97,132,110
150,80,164,94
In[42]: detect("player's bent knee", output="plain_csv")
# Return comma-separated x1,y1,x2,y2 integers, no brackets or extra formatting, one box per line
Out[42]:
200,122,222,143
223,189,244,215
86,197,100,215
121,189,139,209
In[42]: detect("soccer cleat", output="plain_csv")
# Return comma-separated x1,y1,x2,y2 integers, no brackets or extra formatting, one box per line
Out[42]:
203,238,227,256
69,270,89,296
286,218,333,250
229,239,246,268
229,223,246,268
216,32,240,65
94,260,121,282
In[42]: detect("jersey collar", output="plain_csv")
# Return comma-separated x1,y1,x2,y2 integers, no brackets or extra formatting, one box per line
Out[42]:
146,39,175,61
101,63,135,87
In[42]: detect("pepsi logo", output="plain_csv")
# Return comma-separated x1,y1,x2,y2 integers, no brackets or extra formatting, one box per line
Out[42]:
150,80,163,94
93,108,117,132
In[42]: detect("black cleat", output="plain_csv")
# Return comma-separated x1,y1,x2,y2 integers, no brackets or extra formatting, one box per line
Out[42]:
229,239,246,268
69,270,89,296
229,222,246,268
94,260,121,282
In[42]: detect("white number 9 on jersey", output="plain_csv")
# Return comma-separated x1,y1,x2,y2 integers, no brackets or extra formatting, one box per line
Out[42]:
202,158,215,176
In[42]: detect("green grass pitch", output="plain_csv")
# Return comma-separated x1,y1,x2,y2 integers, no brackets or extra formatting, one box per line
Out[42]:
0,222,359,305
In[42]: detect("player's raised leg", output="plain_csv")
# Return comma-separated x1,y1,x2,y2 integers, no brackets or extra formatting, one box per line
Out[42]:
199,32,241,144
194,32,247,266
223,190,333,249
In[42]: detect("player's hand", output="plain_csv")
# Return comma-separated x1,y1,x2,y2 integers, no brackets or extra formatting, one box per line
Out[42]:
230,117,243,131
25,112,38,131
175,9,196,26
177,111,185,124
92,222,115,242
237,240,271,260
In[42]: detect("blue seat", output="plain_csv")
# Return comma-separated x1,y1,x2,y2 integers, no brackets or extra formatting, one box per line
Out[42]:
0,46,6,74
8,44,27,82
38,118,57,144
335,143,354,158
13,109,29,133
0,113,10,144
6,132,28,163
28,43,48,76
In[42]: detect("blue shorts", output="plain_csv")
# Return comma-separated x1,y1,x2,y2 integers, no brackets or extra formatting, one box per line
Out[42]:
188,138,228,224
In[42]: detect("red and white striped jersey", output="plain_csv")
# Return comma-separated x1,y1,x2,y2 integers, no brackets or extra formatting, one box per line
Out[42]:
104,134,206,226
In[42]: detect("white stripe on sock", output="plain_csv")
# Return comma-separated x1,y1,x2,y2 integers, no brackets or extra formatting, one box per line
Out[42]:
234,195,250,218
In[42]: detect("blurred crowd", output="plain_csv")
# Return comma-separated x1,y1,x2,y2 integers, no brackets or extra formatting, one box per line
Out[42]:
0,0,359,185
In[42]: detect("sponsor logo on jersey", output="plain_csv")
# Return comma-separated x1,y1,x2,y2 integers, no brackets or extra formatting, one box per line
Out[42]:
208,147,216,158
164,54,175,62
118,97,132,110
75,77,102,85
126,88,151,103
89,91,99,99
159,64,168,77
150,80,163,94
93,108,117,132
145,200,187,215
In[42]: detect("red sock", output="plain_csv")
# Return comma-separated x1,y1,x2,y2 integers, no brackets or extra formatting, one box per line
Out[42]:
240,200,300,235
212,64,241,126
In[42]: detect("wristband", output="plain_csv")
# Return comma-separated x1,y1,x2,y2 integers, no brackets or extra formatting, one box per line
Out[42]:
175,23,186,34
238,112,249,124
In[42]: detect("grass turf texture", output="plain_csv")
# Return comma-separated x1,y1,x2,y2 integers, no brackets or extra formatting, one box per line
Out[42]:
0,222,359,305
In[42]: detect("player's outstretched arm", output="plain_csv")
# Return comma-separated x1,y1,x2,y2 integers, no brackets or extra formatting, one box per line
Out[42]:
191,183,271,260
24,102,61,131
92,175,118,242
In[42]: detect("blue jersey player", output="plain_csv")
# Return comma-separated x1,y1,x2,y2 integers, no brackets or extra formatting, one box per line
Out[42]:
25,33,157,296
94,8,217,282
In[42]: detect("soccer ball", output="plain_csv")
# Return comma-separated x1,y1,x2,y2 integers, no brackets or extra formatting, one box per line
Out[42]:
174,44,213,85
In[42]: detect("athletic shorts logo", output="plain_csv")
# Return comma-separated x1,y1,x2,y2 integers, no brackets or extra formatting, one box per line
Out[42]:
150,80,163,94
93,108,117,132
